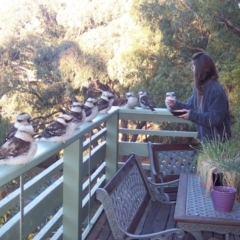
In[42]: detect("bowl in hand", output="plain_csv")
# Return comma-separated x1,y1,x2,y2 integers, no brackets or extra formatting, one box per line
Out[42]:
171,110,187,116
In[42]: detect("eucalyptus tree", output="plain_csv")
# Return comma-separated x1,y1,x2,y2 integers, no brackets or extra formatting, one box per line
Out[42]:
0,0,163,124
138,0,240,112
1,0,239,140
128,0,240,142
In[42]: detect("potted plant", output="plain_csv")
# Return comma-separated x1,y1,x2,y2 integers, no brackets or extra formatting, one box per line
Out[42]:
196,138,240,202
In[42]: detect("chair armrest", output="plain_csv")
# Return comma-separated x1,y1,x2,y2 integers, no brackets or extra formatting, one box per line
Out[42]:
147,178,179,203
124,227,184,240
147,177,179,187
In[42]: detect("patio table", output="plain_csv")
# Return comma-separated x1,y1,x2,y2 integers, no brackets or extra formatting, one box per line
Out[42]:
174,173,240,240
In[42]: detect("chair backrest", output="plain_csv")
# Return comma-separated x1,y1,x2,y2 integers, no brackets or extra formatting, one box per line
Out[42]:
96,154,153,238
147,142,197,181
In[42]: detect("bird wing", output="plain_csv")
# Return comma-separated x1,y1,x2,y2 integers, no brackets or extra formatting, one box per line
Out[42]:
69,110,83,120
0,137,31,159
84,106,92,117
140,95,151,106
40,121,66,138
97,99,109,111
5,125,17,141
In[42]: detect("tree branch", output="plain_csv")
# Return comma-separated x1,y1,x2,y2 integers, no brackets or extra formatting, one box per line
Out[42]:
174,40,206,53
130,121,146,142
15,87,43,102
215,16,240,34
32,111,61,122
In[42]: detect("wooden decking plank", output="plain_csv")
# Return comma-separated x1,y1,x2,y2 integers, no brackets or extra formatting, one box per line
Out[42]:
85,210,239,240
106,229,114,240
203,231,214,239
134,206,149,235
151,204,171,232
85,211,108,240
165,205,177,240
225,233,240,240
212,232,224,240
229,234,235,240
96,216,113,240
182,232,195,240
166,204,176,228
233,234,240,240
140,202,163,234
141,202,172,240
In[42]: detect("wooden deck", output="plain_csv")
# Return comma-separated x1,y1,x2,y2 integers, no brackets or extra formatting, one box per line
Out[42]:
85,205,240,240
85,176,240,240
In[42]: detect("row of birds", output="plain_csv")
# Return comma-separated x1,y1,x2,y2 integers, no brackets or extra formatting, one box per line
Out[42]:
0,91,158,165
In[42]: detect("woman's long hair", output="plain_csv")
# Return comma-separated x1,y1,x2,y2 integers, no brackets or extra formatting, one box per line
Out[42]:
192,52,218,108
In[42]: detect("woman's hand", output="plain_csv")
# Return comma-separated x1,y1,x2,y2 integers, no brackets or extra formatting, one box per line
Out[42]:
178,109,190,120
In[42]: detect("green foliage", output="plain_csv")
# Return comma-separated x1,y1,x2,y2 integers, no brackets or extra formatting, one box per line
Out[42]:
220,54,240,115
197,138,240,200
136,0,240,125
0,0,239,133
0,0,146,120
0,114,11,145
197,139,240,173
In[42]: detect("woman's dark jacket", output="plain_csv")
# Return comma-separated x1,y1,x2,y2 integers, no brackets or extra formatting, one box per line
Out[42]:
172,80,231,143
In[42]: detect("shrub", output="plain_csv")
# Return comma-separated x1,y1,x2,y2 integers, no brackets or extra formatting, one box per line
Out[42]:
0,114,11,145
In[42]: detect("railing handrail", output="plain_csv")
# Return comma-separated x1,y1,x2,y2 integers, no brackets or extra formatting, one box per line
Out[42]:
0,109,118,187
0,106,197,240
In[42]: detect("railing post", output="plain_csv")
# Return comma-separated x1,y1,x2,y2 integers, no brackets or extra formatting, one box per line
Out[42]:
105,112,119,181
63,137,84,240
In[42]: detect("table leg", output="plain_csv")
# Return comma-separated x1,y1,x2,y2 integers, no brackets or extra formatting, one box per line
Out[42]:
225,233,229,240
189,231,204,240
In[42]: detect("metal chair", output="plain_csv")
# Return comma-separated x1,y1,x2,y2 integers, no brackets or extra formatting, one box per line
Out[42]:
96,153,184,240
147,141,197,202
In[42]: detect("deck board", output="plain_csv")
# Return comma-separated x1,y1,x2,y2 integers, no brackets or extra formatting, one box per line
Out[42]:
85,212,109,240
85,208,239,240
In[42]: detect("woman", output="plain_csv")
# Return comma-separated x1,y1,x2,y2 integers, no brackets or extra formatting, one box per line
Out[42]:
166,52,231,143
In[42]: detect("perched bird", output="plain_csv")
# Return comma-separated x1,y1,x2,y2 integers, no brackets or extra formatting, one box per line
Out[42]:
104,91,115,109
5,112,32,142
165,92,176,110
68,101,86,129
37,114,75,143
97,91,115,114
84,98,99,122
0,124,37,165
138,91,156,111
125,92,138,109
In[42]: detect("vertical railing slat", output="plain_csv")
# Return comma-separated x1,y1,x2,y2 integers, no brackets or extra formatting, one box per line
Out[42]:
105,112,119,181
62,136,84,240
20,175,24,240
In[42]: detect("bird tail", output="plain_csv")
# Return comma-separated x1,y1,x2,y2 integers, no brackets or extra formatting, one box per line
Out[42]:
149,105,156,111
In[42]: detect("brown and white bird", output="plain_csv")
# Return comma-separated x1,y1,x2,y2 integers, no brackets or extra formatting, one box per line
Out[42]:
126,92,138,109
138,91,156,111
37,114,75,143
68,101,86,129
5,112,32,142
0,124,37,165
84,98,99,122
165,92,176,110
97,91,115,114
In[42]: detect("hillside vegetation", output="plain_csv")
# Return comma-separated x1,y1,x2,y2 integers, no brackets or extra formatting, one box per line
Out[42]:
0,0,239,139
